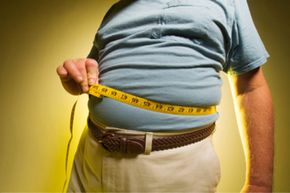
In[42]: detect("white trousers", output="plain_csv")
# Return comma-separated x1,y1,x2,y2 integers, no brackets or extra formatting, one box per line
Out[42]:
67,126,221,193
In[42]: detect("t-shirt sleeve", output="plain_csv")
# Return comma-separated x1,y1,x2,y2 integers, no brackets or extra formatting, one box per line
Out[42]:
226,0,270,75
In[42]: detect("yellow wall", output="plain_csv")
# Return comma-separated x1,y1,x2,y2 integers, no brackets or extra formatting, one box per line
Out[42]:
0,0,289,192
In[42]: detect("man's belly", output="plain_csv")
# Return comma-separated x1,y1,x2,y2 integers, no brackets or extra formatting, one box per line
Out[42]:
88,68,221,131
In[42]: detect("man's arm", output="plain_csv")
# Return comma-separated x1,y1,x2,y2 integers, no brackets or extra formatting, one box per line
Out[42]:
228,67,274,192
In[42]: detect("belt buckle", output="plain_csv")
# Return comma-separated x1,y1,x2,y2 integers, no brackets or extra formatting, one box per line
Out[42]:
100,132,145,154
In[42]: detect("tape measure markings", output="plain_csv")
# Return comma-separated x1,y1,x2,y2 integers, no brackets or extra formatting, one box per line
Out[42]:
89,84,216,115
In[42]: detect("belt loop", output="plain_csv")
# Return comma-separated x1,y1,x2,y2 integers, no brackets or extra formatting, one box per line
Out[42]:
144,132,153,155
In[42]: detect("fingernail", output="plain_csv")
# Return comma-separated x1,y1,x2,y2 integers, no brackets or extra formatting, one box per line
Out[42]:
89,78,95,85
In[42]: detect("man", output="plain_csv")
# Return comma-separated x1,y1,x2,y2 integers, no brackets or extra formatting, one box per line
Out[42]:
57,0,274,192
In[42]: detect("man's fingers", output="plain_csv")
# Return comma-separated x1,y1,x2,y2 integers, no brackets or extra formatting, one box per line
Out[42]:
86,58,99,86
76,59,89,92
58,58,98,94
63,60,83,83
56,65,69,80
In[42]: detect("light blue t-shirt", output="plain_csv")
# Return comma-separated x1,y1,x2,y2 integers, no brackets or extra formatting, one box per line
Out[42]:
87,0,269,131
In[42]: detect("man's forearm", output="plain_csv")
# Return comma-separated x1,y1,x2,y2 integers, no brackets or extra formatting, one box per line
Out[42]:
229,69,274,191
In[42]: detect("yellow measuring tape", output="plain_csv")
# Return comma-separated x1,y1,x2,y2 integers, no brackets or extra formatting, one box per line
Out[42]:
89,84,217,115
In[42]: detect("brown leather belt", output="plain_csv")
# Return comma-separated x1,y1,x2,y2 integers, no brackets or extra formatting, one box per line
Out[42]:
88,118,215,154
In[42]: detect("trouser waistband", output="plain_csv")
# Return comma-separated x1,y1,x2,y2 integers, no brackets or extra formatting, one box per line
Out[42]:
87,118,215,155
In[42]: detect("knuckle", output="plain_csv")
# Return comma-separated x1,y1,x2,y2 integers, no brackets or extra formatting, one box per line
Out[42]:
86,58,97,63
56,66,62,73
76,60,85,68
63,60,73,68
86,59,98,66
56,66,66,76
78,65,86,73
86,62,94,68
76,58,86,65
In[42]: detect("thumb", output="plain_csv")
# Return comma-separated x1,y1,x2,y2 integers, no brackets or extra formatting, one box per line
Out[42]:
86,58,99,85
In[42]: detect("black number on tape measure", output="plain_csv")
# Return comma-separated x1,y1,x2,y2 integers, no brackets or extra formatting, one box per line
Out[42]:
121,94,127,100
102,88,108,92
188,108,194,113
143,101,150,107
178,108,185,112
167,107,174,111
131,98,139,103
155,104,163,109
111,91,117,96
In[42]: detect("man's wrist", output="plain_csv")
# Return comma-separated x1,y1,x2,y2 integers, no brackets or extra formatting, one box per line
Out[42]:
244,173,273,192
242,183,272,193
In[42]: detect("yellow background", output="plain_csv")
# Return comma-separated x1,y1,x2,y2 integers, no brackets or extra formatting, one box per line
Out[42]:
0,0,289,192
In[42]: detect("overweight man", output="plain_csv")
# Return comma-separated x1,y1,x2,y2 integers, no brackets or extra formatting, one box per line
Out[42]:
57,0,274,192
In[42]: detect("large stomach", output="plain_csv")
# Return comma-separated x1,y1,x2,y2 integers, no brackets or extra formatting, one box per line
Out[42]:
88,67,221,131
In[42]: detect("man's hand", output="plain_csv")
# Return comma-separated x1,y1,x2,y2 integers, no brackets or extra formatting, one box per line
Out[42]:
229,67,274,193
56,58,99,95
